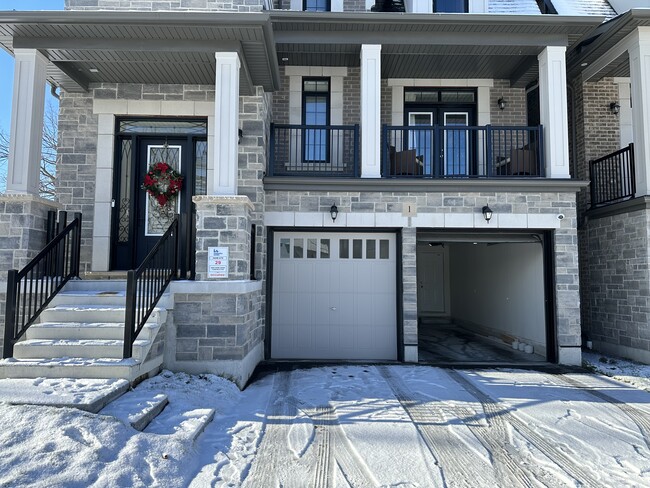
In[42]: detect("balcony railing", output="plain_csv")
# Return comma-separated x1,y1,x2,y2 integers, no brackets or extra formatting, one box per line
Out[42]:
382,125,544,178
590,143,635,208
269,124,359,177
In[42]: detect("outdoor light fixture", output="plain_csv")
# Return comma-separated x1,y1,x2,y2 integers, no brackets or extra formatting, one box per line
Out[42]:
609,102,620,115
238,128,243,144
482,205,493,223
330,204,339,222
497,97,507,111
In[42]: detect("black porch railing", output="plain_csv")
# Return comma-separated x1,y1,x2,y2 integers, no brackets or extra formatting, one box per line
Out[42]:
123,216,179,359
269,124,360,177
382,125,544,178
590,143,635,207
3,211,82,358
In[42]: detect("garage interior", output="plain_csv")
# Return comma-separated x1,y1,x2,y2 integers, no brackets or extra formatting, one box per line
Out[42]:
416,231,551,365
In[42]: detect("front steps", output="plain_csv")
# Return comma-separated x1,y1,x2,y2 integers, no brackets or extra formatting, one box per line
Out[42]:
0,280,168,383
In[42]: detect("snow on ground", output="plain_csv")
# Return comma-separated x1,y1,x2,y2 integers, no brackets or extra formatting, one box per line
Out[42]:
2,356,650,487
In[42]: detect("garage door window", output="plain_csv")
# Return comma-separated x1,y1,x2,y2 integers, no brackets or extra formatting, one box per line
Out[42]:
280,237,333,259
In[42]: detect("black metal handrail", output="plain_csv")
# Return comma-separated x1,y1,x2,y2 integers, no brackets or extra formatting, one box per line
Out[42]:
382,124,544,178
3,212,82,358
123,216,179,359
269,123,360,177
590,143,635,207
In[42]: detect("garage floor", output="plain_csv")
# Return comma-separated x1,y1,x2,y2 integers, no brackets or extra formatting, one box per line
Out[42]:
418,320,547,364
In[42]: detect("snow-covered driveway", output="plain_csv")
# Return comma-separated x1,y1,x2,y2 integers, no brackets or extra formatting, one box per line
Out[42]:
3,364,650,487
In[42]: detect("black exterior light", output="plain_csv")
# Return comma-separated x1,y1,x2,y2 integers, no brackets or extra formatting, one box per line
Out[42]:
330,204,339,222
497,97,507,110
482,205,493,223
609,102,620,115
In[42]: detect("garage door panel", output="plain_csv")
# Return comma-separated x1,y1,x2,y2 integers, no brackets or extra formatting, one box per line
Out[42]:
272,232,397,360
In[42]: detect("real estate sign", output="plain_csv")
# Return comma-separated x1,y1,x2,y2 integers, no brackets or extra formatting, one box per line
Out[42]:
208,247,229,279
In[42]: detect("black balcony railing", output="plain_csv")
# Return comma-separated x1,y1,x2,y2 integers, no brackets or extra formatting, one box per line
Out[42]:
269,124,359,177
123,216,179,359
3,211,82,358
382,125,544,178
590,143,635,207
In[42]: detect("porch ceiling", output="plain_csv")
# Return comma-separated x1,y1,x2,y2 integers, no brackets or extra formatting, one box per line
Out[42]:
272,12,603,88
567,9,650,81
0,11,280,95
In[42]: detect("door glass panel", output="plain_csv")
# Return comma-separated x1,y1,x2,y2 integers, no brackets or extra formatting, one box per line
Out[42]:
353,239,363,259
339,239,349,259
320,239,330,258
380,239,390,259
444,113,469,176
293,238,304,258
434,0,467,12
408,112,433,175
304,95,328,162
366,239,376,259
307,238,317,258
117,139,132,243
145,144,181,236
280,238,290,258
194,140,208,195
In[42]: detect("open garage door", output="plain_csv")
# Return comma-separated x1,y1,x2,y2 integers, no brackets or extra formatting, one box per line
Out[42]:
271,232,398,360
417,231,553,363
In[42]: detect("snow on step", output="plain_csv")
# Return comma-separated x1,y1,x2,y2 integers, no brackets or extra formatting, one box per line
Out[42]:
100,391,169,431
53,290,127,306
40,305,166,324
13,338,150,361
146,408,216,442
26,322,159,341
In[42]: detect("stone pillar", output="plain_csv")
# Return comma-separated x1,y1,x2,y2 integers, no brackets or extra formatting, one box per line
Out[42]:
212,52,240,196
402,226,418,362
361,44,382,178
193,195,253,281
538,46,570,179
629,27,650,196
7,49,48,195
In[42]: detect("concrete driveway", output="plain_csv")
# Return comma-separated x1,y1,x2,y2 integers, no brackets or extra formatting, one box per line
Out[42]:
225,365,650,487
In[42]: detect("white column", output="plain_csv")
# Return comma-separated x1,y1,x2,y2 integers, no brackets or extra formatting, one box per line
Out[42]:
361,44,382,178
6,49,48,195
629,27,650,196
614,78,633,148
538,46,570,178
212,52,240,196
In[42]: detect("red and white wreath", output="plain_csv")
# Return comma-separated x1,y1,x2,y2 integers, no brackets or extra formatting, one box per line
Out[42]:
142,162,183,207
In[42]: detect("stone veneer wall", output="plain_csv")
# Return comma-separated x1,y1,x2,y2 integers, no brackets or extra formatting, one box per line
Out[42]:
584,205,650,363
65,0,264,12
265,189,582,363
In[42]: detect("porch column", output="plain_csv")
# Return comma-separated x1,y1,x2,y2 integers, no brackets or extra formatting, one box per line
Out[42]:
6,49,48,195
538,46,570,178
629,27,650,196
212,52,240,196
361,44,382,178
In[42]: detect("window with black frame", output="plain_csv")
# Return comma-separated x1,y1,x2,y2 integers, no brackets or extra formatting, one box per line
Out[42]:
303,0,330,11
302,78,330,163
433,0,468,12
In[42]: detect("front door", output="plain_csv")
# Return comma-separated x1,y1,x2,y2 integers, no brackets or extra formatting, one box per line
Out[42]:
111,119,208,271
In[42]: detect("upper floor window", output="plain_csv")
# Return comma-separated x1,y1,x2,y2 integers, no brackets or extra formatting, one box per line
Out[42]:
433,0,468,12
304,0,330,11
302,78,330,162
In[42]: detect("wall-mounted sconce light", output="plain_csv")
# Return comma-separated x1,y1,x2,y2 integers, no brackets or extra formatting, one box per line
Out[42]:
330,204,339,222
482,205,493,223
497,97,507,111
238,128,243,144
609,102,620,115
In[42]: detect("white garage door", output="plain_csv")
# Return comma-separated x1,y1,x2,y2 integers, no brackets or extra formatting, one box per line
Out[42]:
272,232,397,360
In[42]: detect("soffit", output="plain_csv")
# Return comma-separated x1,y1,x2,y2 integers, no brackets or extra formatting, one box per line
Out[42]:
0,11,279,94
271,12,603,87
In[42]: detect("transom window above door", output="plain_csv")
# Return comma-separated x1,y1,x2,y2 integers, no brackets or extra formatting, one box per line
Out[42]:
433,0,468,12
303,0,330,11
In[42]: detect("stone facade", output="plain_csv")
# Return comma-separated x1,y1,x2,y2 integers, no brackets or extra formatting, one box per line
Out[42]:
65,0,265,12
584,203,650,362
264,187,582,361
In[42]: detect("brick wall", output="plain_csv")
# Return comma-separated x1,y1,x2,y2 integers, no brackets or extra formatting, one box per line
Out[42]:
65,0,264,12
490,80,527,126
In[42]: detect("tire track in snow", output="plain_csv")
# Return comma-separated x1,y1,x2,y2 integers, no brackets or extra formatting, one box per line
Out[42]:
242,371,305,487
378,366,495,488
554,374,650,451
447,370,605,488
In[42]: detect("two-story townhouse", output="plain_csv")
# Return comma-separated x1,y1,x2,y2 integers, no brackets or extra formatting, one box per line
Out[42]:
0,0,612,386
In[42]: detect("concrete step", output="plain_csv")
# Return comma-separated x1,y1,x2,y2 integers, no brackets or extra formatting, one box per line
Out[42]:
13,338,150,361
26,322,159,341
100,391,169,431
52,290,128,307
63,279,128,292
40,305,167,325
146,408,216,442
0,356,163,382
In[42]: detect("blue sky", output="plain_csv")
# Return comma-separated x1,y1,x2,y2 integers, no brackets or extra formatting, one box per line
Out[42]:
0,0,64,134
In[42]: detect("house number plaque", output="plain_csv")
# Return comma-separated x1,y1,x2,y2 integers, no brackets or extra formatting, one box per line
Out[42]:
208,247,229,279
